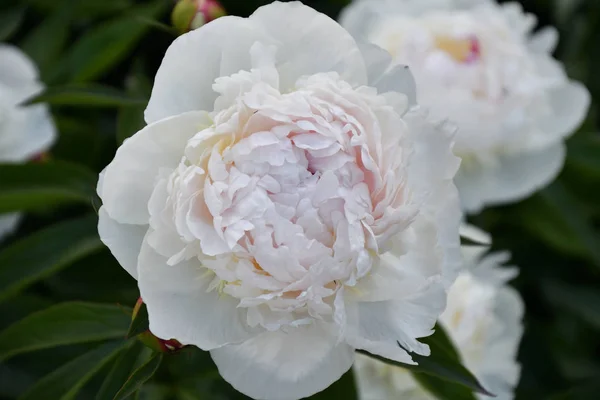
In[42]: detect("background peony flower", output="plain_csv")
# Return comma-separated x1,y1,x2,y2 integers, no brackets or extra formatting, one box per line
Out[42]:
340,0,591,213
0,44,56,240
354,243,525,400
97,2,463,399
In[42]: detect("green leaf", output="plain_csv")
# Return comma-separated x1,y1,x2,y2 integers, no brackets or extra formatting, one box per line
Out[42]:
23,0,133,19
127,301,149,339
310,369,357,400
96,343,151,400
0,161,97,214
114,352,164,400
57,1,167,83
0,302,131,361
20,1,73,78
0,7,26,41
358,324,490,396
0,215,102,303
19,340,128,400
515,181,600,270
549,378,600,400
413,373,476,400
24,84,147,107
117,63,152,145
567,135,600,175
543,280,600,330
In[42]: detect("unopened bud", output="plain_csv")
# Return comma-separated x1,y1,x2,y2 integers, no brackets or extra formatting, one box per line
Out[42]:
172,0,226,34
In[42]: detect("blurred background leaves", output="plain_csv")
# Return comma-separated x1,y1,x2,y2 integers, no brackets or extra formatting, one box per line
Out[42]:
0,0,599,399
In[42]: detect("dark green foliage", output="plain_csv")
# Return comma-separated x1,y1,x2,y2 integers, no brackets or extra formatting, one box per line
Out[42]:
0,0,599,399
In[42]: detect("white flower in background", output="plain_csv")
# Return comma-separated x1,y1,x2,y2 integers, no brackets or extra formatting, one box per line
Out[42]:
97,2,463,398
354,244,524,400
340,0,591,213
0,45,56,240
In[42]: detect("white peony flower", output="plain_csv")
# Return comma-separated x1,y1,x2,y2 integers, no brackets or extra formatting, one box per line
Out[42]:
97,2,463,399
354,244,524,400
0,44,56,240
340,0,591,213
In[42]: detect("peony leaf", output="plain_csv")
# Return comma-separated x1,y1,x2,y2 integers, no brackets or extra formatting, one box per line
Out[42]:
0,302,131,361
517,181,600,270
127,298,149,339
0,161,97,214
117,61,152,145
24,84,147,107
96,343,152,400
358,323,491,397
0,215,102,303
543,280,600,330
0,7,26,41
113,352,164,400
54,1,167,83
310,369,357,400
18,340,128,400
20,1,73,78
413,373,477,400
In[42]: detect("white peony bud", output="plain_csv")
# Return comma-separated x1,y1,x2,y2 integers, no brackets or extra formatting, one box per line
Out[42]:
354,243,524,400
0,44,56,240
97,2,463,399
340,0,591,213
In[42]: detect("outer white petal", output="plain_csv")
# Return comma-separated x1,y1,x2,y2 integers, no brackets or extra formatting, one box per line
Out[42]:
137,236,259,350
0,213,21,241
457,143,566,213
0,45,39,91
460,224,491,245
475,286,524,400
0,105,56,162
98,111,211,224
403,109,463,284
357,41,417,108
528,26,559,54
97,207,146,279
211,323,355,400
145,17,271,123
537,81,590,140
249,1,368,90
346,281,446,364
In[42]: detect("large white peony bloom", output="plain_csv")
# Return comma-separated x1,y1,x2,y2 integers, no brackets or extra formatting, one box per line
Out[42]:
97,2,463,399
340,0,591,212
0,45,56,240
354,244,524,400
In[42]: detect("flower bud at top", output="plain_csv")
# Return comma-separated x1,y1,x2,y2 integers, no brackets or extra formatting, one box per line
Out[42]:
171,0,226,34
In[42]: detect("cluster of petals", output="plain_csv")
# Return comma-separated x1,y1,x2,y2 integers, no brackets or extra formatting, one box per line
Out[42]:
341,0,590,212
0,45,56,240
354,242,524,400
97,2,463,399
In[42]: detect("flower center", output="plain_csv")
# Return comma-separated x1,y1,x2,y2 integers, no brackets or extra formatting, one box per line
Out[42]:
434,35,481,64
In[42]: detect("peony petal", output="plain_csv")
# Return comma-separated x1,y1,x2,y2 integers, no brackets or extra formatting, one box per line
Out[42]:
357,41,417,107
145,17,271,123
457,142,566,213
98,111,211,224
97,207,147,279
249,1,368,90
0,45,39,90
0,212,21,241
211,323,355,400
459,224,491,245
346,281,446,364
538,81,590,140
0,104,56,162
137,236,259,350
528,26,559,54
